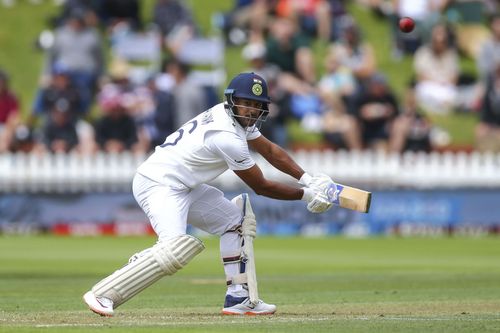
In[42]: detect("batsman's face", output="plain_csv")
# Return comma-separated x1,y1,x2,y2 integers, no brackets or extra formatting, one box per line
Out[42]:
234,98,264,128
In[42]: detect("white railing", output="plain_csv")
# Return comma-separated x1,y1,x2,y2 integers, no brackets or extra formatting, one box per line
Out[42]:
0,150,499,192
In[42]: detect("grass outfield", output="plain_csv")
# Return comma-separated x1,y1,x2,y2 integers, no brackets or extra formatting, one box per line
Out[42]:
0,236,499,332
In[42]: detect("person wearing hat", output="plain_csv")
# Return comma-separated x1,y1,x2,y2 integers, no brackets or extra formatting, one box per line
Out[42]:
83,72,337,317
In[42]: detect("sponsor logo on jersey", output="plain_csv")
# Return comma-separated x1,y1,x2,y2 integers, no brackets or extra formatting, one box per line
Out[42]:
201,110,214,124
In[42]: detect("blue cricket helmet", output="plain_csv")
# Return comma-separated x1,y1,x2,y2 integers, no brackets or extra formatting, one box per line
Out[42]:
224,72,271,131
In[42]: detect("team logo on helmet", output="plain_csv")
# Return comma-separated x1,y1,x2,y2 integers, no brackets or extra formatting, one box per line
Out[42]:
252,83,263,96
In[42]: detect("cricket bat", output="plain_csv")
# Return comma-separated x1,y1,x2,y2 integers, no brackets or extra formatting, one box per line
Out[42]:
326,183,371,213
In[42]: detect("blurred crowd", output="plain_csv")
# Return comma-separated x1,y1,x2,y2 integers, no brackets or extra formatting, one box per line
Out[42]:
1,0,500,156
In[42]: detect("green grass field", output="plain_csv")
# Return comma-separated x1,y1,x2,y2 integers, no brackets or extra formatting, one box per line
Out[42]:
1,235,499,332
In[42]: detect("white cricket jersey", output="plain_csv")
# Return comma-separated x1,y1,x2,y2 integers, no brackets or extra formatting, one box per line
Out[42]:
136,103,260,188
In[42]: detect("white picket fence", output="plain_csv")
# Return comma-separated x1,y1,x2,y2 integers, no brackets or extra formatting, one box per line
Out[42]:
0,150,499,193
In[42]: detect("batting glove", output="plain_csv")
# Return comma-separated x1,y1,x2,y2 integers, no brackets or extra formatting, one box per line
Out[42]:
301,187,333,213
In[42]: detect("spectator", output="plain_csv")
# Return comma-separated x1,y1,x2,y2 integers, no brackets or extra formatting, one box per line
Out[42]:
31,66,97,155
0,69,20,153
149,77,177,148
47,8,104,114
317,53,361,150
389,86,433,153
50,0,100,28
8,124,36,153
32,66,82,120
274,0,334,42
40,103,79,154
354,72,399,150
324,0,352,42
152,0,200,55
98,58,154,152
321,94,362,150
477,13,500,81
445,0,491,59
329,19,377,86
414,23,459,114
98,0,141,31
273,0,351,42
317,50,357,111
242,43,282,86
214,0,272,45
475,62,500,152
164,59,206,129
94,91,140,153
265,16,316,84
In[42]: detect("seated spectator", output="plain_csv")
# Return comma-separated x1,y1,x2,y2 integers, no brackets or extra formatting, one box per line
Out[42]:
328,19,377,87
414,23,459,114
242,43,282,84
214,0,271,45
31,66,97,155
32,66,82,120
100,58,163,152
265,16,316,84
354,72,399,151
477,13,500,82
289,91,324,132
152,0,200,55
475,62,500,152
323,0,352,42
98,0,142,31
317,53,361,150
148,76,176,148
0,69,20,153
49,0,100,28
39,103,79,154
321,94,362,150
274,0,336,42
317,50,357,113
47,8,104,114
94,91,140,153
389,86,433,153
163,59,206,129
8,124,36,153
445,0,491,59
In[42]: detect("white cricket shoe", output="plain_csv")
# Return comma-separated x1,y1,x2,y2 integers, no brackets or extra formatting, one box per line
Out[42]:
222,295,276,315
83,291,114,317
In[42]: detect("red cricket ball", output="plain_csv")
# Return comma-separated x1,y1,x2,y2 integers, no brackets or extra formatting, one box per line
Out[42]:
399,17,415,33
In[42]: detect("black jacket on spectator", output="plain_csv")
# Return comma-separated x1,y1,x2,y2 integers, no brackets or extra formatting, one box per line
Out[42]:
94,112,138,150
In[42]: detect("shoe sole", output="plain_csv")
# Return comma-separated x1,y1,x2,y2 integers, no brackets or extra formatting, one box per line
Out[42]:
221,310,276,315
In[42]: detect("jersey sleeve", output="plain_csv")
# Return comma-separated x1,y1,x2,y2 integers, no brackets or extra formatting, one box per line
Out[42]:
245,126,261,141
205,131,256,170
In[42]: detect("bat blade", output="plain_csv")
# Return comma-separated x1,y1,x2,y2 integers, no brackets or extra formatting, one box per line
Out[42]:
326,183,371,213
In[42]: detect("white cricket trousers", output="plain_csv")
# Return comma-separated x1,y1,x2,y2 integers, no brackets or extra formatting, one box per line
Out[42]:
132,173,242,239
132,173,246,296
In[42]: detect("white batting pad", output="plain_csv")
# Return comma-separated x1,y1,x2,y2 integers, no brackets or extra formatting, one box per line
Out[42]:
92,234,204,307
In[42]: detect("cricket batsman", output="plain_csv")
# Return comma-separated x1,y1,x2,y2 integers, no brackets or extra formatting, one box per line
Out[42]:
83,72,336,316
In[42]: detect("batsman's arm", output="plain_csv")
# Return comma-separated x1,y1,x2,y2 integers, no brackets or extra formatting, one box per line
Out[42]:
248,135,305,180
233,164,308,201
